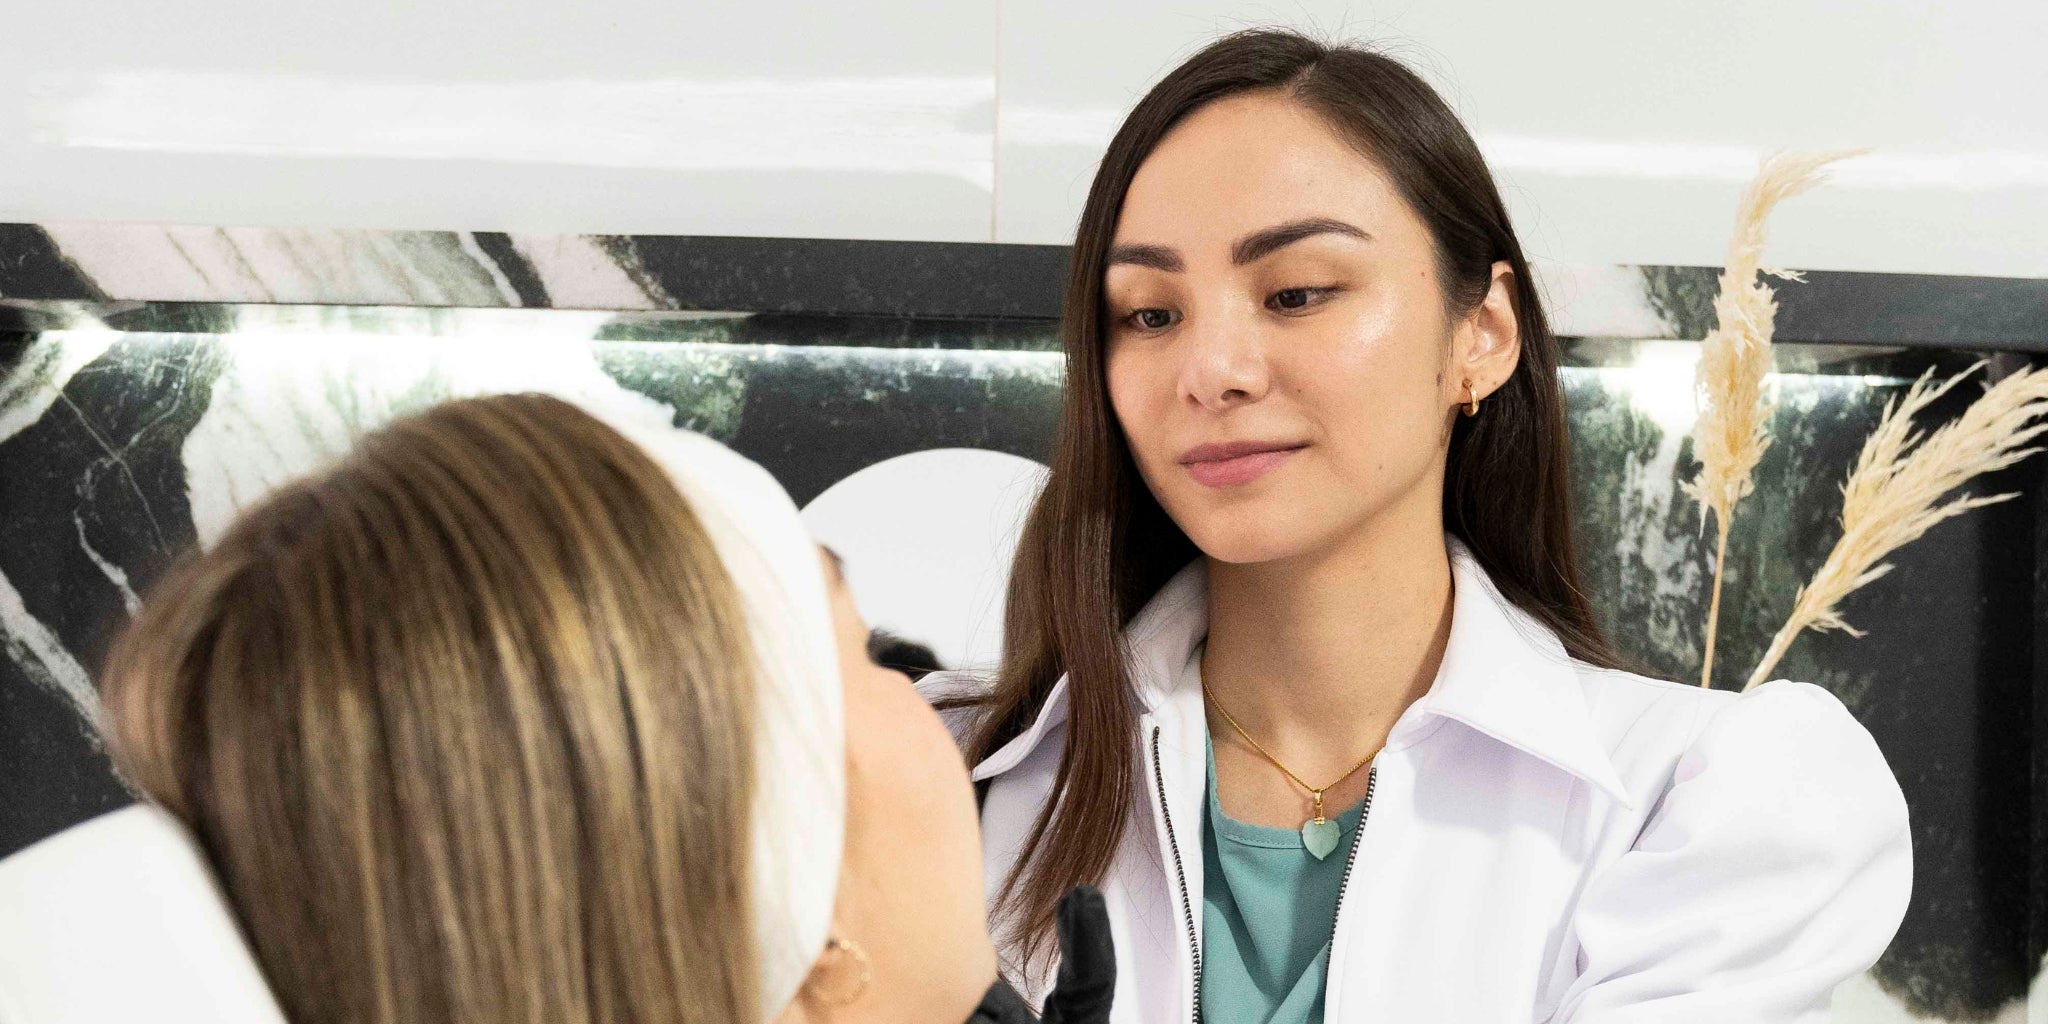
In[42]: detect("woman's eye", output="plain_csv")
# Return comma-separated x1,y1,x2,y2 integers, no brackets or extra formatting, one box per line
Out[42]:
1127,308,1180,331
1267,287,1333,312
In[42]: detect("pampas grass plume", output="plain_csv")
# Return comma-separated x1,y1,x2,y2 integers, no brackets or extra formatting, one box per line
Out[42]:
1688,149,1864,687
1746,362,2048,690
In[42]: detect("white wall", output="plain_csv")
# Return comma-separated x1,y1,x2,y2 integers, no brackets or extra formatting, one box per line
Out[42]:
4,0,2043,277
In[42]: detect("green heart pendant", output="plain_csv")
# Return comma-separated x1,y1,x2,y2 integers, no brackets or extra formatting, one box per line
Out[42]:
1301,817,1340,860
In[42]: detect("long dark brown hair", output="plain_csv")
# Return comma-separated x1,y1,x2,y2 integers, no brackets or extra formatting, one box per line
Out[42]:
961,28,1624,965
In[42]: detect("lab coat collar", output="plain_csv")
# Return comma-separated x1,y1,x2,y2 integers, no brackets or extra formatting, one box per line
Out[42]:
1421,538,1635,807
972,537,1633,808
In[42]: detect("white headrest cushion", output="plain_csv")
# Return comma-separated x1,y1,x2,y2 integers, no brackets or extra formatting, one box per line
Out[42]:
0,804,288,1024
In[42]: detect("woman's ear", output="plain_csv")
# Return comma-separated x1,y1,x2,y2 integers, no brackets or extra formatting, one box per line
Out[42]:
1450,260,1522,406
776,930,873,1023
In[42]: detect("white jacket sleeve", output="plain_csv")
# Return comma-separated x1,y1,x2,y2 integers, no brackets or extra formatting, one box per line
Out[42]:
1554,680,1913,1023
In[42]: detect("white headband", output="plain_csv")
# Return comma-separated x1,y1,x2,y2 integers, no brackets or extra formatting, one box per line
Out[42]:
617,421,847,1020
0,420,846,1024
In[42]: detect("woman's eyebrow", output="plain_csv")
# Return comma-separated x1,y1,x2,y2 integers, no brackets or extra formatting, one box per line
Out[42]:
1105,217,1370,274
1231,217,1371,265
1106,243,1183,273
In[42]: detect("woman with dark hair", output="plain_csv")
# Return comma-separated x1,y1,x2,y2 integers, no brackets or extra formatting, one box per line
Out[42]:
924,28,1910,1024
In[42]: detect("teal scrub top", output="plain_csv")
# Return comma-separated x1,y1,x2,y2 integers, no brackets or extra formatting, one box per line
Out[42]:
1200,736,1369,1024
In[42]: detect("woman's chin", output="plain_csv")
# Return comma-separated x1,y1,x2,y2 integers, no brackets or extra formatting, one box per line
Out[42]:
1182,513,1326,566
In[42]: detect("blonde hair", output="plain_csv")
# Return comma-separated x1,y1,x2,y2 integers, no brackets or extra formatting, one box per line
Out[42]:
102,393,760,1024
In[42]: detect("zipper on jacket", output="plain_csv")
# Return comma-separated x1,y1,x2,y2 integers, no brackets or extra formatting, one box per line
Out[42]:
1151,726,1203,1024
1323,764,1378,1016
1156,734,1377,1024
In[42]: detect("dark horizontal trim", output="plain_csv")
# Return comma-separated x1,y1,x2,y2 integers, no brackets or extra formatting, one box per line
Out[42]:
1779,269,2048,349
1641,265,2048,351
0,225,1073,321
603,235,1071,320
2,224,2043,350
0,300,1067,350
0,225,106,303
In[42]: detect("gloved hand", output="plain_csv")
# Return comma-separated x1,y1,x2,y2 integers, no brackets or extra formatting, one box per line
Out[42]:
966,886,1115,1024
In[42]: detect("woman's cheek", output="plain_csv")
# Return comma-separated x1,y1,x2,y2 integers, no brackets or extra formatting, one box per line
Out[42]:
1107,351,1163,458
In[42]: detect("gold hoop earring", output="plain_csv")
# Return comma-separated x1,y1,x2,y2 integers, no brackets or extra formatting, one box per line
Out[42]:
1462,379,1481,417
812,935,873,1007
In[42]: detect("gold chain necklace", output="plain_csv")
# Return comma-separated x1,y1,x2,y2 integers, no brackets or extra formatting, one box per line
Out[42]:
1203,683,1380,859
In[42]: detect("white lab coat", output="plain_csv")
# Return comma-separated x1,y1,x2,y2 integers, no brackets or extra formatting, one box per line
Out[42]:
921,538,1913,1023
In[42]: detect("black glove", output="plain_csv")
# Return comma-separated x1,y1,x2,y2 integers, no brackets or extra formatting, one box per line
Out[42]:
966,886,1116,1024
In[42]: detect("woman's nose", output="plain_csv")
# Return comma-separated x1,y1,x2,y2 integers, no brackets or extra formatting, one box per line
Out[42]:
1177,310,1272,413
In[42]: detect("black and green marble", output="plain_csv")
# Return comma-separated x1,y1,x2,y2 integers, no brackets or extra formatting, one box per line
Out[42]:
0,298,2039,1022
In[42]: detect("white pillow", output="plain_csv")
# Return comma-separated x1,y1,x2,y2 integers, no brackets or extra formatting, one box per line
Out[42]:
0,804,289,1024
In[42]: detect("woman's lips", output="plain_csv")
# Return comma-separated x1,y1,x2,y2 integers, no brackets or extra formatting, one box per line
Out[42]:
1178,442,1307,488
